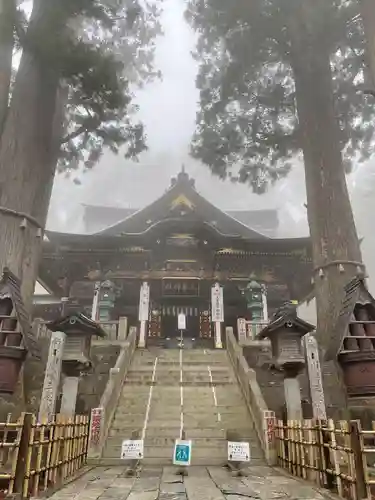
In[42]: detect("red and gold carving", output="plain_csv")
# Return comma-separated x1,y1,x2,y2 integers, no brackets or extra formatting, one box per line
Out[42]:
148,309,161,337
199,310,211,338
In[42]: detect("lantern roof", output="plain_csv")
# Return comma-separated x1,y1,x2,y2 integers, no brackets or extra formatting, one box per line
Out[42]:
47,312,106,337
257,301,315,340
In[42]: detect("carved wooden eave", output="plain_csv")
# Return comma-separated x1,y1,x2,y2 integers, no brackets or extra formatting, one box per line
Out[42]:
0,267,40,359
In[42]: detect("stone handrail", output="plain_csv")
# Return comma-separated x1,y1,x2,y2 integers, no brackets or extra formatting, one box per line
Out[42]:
226,326,276,464
88,326,138,459
33,317,128,343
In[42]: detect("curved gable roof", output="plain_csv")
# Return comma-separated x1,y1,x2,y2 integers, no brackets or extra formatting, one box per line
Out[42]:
96,169,269,240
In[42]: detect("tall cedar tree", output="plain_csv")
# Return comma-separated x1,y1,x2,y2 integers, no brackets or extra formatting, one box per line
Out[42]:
361,0,375,94
0,0,162,306
187,0,375,411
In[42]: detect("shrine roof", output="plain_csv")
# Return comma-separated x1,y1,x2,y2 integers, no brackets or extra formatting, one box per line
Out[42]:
81,168,275,239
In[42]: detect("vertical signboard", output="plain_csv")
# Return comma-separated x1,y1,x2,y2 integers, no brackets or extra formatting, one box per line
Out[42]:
211,283,224,323
237,318,247,343
178,313,186,330
304,333,327,420
91,281,101,321
88,407,104,450
138,282,150,321
38,331,66,422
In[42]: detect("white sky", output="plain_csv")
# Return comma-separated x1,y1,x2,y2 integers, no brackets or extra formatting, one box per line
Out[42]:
19,0,375,294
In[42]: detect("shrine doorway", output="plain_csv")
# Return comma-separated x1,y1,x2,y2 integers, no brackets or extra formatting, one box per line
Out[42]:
161,305,200,339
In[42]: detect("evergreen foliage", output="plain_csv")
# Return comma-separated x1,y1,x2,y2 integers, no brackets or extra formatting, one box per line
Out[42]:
0,0,163,172
186,0,375,193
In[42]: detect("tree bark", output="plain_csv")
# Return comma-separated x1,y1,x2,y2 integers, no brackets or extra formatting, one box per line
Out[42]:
289,0,363,415
0,0,15,133
360,0,375,93
0,0,62,310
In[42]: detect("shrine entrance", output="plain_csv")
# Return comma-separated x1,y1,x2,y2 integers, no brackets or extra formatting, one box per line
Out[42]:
161,305,200,339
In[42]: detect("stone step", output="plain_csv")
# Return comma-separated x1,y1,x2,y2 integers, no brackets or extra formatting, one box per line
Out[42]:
108,426,227,438
123,381,234,386
104,436,263,453
102,443,264,461
94,456,265,466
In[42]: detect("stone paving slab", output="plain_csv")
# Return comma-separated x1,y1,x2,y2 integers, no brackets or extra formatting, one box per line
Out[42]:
46,466,337,500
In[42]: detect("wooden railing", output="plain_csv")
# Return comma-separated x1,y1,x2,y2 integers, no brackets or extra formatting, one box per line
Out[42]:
275,418,375,500
0,413,89,498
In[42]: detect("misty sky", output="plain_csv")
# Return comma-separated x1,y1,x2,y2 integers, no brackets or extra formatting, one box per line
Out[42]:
47,0,310,235
43,0,375,290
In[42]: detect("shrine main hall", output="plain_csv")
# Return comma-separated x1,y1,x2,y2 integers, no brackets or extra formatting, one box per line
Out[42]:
34,169,312,347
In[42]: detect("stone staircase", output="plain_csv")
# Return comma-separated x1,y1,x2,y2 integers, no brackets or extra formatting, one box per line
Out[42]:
102,348,265,465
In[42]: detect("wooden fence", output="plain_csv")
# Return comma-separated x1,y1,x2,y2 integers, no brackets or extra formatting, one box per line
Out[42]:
275,419,375,500
0,413,89,498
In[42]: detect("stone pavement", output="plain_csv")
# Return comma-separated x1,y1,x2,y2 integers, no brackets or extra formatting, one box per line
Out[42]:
48,466,337,500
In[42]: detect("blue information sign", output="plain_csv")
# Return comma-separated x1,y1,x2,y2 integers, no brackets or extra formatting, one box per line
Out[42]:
173,439,192,466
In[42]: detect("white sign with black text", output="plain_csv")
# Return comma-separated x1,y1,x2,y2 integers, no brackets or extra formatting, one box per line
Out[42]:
211,283,224,323
178,313,186,330
121,439,144,460
138,282,150,321
227,441,251,462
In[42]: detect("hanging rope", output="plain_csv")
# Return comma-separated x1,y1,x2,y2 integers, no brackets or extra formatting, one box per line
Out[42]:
0,205,43,230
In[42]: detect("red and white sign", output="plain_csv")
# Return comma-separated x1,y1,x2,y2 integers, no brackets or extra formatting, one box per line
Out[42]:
89,407,103,447
211,283,224,323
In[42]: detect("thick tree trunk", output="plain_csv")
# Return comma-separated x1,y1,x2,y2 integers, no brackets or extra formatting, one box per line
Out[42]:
360,0,375,93
0,0,62,310
0,0,15,132
289,1,363,416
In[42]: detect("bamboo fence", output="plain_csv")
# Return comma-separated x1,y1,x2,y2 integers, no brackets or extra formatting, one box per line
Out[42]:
275,419,375,500
0,413,89,498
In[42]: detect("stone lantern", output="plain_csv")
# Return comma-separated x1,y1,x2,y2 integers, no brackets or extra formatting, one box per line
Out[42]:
0,268,40,394
47,312,106,417
257,302,315,420
98,280,116,323
244,280,263,320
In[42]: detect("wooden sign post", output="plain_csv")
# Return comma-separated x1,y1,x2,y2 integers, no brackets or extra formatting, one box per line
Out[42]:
304,333,327,420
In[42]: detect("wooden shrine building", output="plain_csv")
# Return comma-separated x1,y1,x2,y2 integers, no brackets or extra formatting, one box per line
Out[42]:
34,169,313,347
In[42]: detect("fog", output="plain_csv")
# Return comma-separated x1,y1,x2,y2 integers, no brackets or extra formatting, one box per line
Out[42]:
46,0,375,292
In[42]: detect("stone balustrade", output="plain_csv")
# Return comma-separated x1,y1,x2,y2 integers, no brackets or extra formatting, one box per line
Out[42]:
87,326,138,460
33,317,129,344
226,326,277,465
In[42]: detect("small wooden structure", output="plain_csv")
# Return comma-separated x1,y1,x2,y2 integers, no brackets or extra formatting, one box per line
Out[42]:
258,302,315,419
326,277,375,398
257,302,314,376
47,312,106,376
0,268,39,394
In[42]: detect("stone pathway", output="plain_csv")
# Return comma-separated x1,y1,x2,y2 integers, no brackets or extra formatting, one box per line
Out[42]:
48,466,337,500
